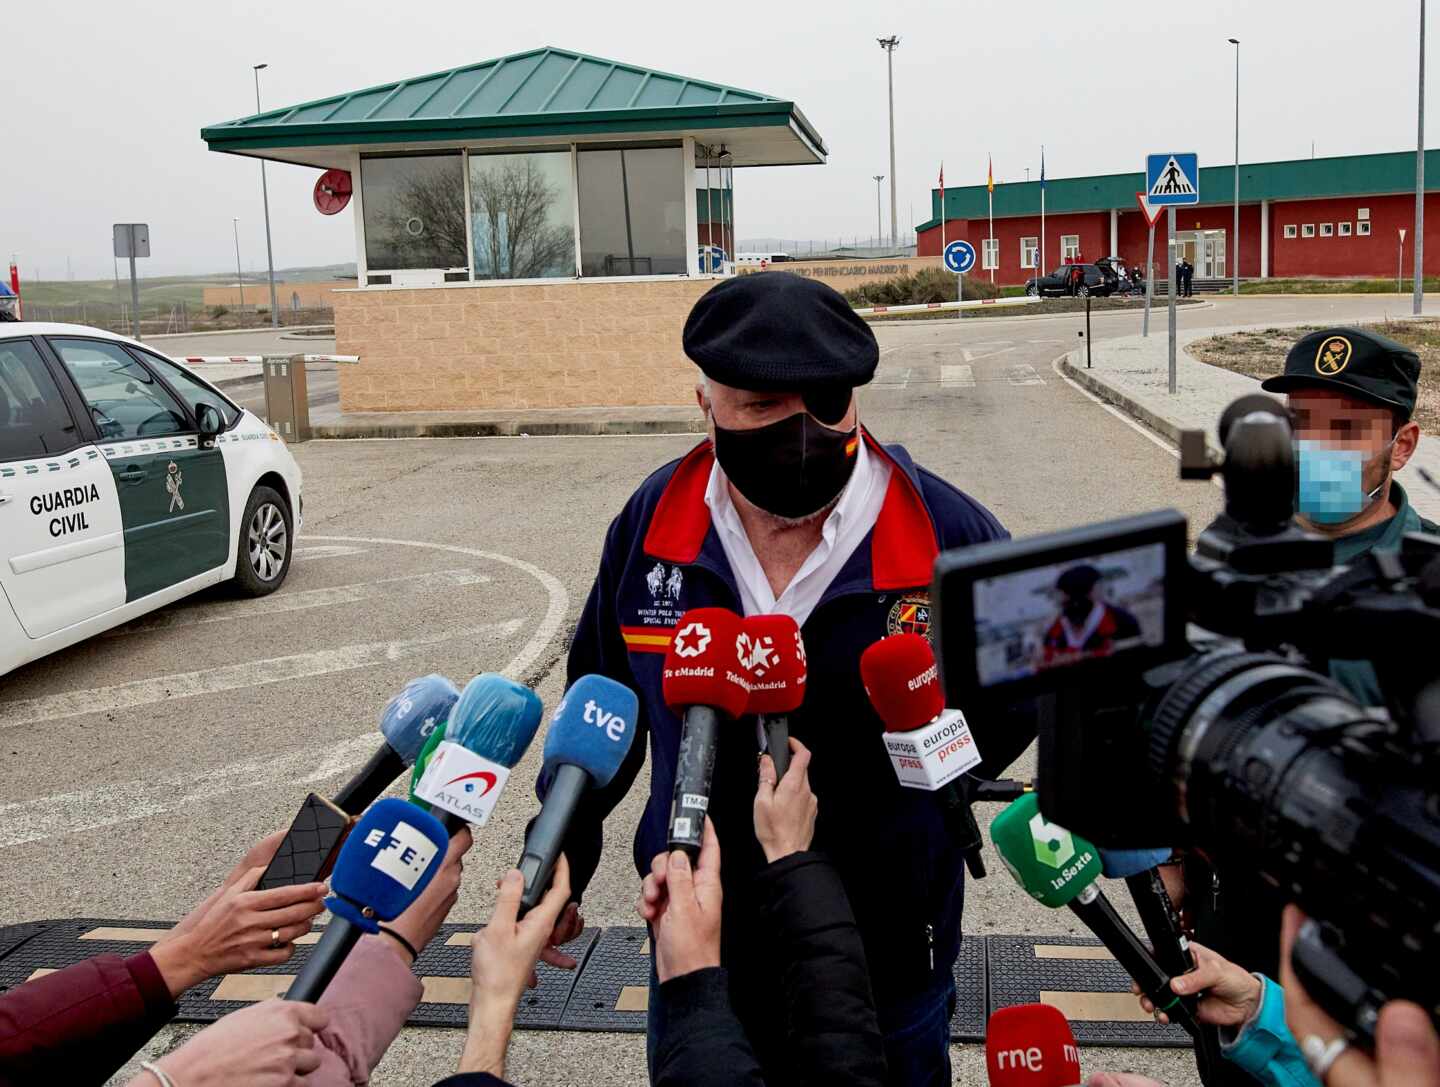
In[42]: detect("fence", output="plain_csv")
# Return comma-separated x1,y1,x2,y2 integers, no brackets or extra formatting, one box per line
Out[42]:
16,301,334,336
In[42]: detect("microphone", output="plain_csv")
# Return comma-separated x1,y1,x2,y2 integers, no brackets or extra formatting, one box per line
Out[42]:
741,614,807,780
284,797,448,1003
334,674,460,813
1099,848,1173,879
663,607,751,858
860,633,982,789
984,1003,1082,1087
413,673,544,832
516,674,639,914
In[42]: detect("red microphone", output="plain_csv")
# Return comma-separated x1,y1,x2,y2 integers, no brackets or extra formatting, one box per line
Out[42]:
985,1004,1082,1087
860,634,980,790
741,614,807,780
663,607,750,858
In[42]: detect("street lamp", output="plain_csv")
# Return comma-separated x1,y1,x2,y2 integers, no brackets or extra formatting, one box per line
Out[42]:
232,218,245,310
253,63,279,328
1229,38,1240,296
873,175,885,247
1415,0,1427,315
878,36,900,247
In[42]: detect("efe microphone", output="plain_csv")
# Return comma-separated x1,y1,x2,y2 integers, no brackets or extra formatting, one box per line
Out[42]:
984,1003,1081,1087
742,614,806,780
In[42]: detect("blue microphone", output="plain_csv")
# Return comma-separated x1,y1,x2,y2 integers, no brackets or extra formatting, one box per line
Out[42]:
285,798,449,1002
518,675,639,913
1100,848,1174,878
414,673,544,833
332,674,459,814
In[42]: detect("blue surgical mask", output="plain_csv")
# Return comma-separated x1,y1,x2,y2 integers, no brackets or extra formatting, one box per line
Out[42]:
1296,439,1390,525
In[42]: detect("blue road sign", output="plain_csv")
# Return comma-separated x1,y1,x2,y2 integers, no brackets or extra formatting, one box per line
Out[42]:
944,240,977,274
1145,153,1200,206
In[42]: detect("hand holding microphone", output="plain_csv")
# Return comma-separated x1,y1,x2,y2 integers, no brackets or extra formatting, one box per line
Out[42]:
742,614,807,780
753,738,817,864
637,817,724,984
128,999,329,1087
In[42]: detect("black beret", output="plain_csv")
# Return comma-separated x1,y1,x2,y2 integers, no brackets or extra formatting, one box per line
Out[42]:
1260,327,1420,420
1056,565,1102,596
682,272,879,393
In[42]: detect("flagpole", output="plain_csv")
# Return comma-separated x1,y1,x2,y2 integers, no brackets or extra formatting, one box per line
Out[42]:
1040,146,1046,279
988,187,995,284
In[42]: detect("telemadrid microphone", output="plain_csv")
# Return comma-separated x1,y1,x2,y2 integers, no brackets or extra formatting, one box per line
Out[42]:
663,607,750,858
742,614,806,780
284,798,448,1003
517,674,639,914
984,1003,1082,1087
413,673,544,834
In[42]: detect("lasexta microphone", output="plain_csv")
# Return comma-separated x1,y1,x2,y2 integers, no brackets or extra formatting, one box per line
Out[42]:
663,607,750,858
517,674,638,913
741,614,806,780
413,673,543,833
285,797,448,1003
984,1003,1081,1087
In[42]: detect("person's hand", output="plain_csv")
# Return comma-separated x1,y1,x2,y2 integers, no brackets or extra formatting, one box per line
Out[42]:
379,826,472,964
1132,940,1261,1028
1279,905,1440,1086
137,999,328,1087
460,855,572,1078
534,884,585,983
163,830,288,940
1086,1074,1165,1087
639,817,723,984
753,738,818,864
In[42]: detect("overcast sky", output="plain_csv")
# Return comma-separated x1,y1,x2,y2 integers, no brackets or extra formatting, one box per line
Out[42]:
3,0,1431,279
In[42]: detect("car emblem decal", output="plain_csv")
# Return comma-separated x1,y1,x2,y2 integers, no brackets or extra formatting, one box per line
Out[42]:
165,461,185,513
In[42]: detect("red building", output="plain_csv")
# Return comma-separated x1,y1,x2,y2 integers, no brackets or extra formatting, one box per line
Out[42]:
916,150,1440,287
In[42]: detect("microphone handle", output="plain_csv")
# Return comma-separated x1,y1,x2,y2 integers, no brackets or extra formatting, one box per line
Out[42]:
1123,870,1195,978
427,806,468,837
970,778,1031,803
516,764,590,917
332,742,407,815
762,714,791,779
668,704,720,859
285,918,363,1003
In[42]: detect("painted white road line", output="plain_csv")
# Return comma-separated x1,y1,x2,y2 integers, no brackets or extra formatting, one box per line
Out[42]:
1006,364,1047,386
1050,355,1181,457
106,569,492,638
872,367,912,388
940,364,975,388
0,620,524,730
960,345,1015,363
293,545,368,563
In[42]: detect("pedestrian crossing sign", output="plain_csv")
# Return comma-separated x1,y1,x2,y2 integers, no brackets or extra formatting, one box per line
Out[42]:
1146,153,1199,206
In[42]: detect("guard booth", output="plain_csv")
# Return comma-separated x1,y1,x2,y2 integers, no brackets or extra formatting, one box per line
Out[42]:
201,47,826,414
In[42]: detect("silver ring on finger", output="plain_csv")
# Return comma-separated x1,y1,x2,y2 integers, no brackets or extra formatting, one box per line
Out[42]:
270,928,282,950
1301,1035,1349,1079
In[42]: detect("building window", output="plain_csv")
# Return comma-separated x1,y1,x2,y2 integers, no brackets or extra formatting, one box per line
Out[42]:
1357,221,1372,236
1320,223,1334,237
1358,207,1371,221
1284,224,1298,239
982,237,999,270
1020,237,1038,268
1338,221,1352,237
468,151,577,279
1061,234,1080,261
1302,224,1316,238
577,147,686,276
361,154,469,272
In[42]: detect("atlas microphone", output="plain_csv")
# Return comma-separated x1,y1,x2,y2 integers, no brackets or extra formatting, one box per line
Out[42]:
984,1003,1082,1087
663,607,751,858
284,798,448,1003
516,674,638,914
742,614,806,780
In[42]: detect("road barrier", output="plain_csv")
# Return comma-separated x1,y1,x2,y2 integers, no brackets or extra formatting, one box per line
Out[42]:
852,296,1044,318
170,353,360,442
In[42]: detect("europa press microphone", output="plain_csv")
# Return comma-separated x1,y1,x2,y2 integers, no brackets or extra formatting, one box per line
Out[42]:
663,607,751,858
284,797,449,1003
516,674,639,914
984,1003,1082,1087
742,614,806,780
412,673,544,834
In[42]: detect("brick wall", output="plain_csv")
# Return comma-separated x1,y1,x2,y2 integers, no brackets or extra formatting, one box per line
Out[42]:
333,278,716,412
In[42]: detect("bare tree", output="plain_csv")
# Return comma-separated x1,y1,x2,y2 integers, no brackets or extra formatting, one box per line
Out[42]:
470,158,574,279
372,167,469,269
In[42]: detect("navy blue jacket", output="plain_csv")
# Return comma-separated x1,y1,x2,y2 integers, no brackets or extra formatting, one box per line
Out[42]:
557,429,1035,1007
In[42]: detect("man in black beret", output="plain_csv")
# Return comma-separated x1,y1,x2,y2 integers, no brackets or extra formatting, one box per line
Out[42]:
538,273,1032,1086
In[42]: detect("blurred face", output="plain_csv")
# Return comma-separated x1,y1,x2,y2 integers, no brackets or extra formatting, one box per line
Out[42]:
1289,388,1399,496
1288,387,1420,528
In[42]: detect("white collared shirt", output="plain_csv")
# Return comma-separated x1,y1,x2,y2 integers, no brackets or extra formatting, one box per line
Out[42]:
704,434,892,626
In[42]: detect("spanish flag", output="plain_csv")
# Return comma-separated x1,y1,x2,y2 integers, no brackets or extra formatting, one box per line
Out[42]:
987,154,994,193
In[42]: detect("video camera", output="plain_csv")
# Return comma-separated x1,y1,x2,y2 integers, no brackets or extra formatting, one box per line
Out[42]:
931,394,1440,1044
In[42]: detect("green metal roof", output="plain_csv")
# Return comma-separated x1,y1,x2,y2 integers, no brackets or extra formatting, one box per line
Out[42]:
201,46,825,164
917,149,1440,229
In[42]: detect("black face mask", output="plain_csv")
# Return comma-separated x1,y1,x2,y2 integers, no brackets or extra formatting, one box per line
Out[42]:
713,411,859,520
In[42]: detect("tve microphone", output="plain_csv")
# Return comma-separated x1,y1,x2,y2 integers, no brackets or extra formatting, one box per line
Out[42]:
414,673,544,832
517,674,639,913
984,1003,1082,1087
742,614,806,780
663,607,750,858
285,798,448,1003
861,634,981,789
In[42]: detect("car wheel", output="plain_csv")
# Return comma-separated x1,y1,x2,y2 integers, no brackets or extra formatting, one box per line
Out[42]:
234,485,292,597
1025,283,1038,297
1078,285,1091,297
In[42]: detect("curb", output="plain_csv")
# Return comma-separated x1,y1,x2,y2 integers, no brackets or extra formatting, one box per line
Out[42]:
310,417,705,440
867,299,1214,326
1057,351,1201,451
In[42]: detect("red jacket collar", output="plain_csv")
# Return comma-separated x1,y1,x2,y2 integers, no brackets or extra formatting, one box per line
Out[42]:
641,429,938,591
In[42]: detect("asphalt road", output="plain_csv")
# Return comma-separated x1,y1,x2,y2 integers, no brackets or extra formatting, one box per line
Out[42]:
1,294,1425,1086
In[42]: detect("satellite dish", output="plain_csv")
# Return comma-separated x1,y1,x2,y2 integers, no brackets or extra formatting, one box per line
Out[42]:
314,169,353,215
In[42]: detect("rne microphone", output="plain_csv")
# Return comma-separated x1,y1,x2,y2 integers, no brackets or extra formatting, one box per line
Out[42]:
516,674,639,914
413,673,543,833
284,797,448,1003
984,1003,1082,1087
742,614,806,780
861,633,981,790
663,607,750,858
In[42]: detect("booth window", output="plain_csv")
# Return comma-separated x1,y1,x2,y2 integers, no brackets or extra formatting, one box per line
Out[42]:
577,147,686,276
469,151,576,279
361,154,468,271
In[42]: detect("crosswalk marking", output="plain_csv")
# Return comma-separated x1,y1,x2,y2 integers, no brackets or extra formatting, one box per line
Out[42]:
940,364,975,388
1007,364,1047,386
871,366,912,388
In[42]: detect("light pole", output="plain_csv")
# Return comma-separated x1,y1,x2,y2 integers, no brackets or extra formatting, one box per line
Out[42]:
878,36,900,247
1229,38,1240,296
253,63,279,328
1415,0,1427,315
232,218,245,310
873,175,884,247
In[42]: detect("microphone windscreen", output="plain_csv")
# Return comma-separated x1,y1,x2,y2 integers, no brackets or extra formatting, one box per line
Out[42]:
1099,847,1173,878
445,673,544,768
984,1003,1081,1087
541,674,640,790
990,794,1101,909
742,614,807,715
860,633,943,732
327,798,448,932
661,607,750,718
381,674,459,764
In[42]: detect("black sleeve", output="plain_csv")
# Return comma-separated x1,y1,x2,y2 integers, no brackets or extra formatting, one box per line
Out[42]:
653,967,766,1087
432,1075,514,1087
753,853,888,1087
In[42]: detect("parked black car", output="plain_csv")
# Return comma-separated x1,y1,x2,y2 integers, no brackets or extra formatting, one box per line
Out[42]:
1024,262,1119,297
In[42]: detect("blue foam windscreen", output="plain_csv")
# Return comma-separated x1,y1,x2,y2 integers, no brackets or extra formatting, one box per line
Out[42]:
1099,847,1174,878
381,675,460,765
541,674,640,791
444,673,544,768
327,797,449,932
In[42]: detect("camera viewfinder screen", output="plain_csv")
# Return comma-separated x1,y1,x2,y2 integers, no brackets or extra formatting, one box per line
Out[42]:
971,542,1168,686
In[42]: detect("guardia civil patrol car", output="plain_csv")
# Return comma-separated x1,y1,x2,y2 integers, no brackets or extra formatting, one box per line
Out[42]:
0,324,302,676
